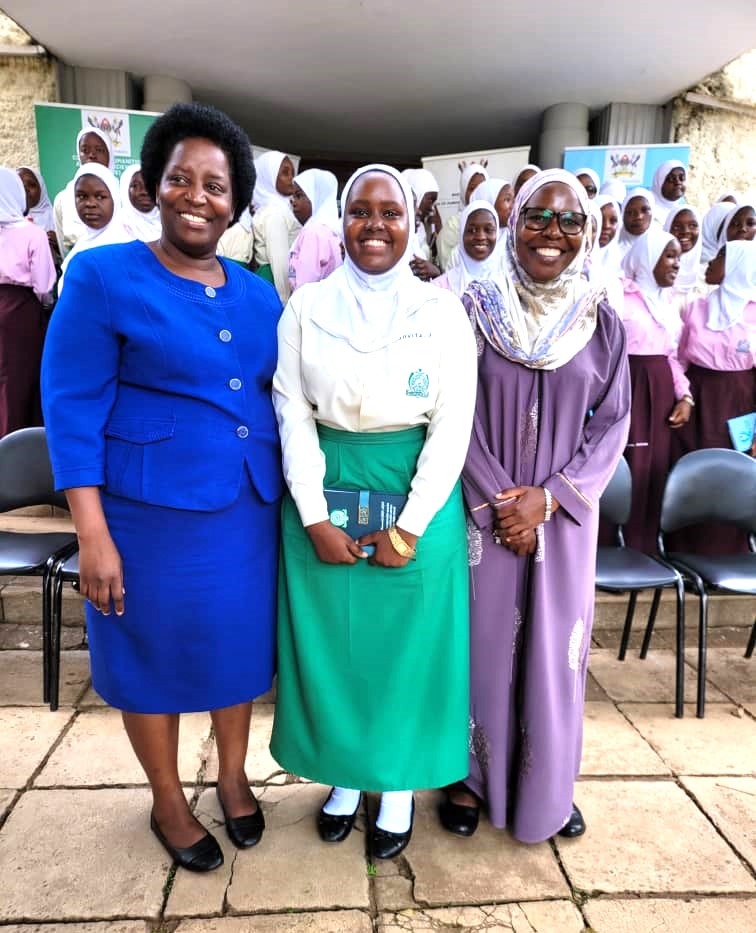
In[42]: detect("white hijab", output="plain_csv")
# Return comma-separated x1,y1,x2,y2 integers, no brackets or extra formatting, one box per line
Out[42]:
622,226,681,339
716,202,755,251
293,168,340,235
701,202,734,263
574,167,600,196
514,164,541,190
444,200,500,296
600,179,627,204
0,166,28,228
118,163,161,242
252,151,293,212
651,159,686,225
707,240,756,331
60,163,132,286
409,169,439,205
74,127,115,171
664,205,702,291
618,187,654,256
459,163,489,206
593,194,623,278
17,165,55,231
472,178,510,240
312,163,436,353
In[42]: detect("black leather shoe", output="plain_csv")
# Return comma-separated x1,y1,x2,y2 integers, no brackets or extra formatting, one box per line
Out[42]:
317,789,361,843
150,812,224,872
438,797,479,837
216,788,265,848
371,799,414,859
557,803,586,838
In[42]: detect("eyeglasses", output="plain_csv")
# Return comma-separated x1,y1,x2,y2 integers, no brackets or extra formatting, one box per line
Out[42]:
521,207,588,235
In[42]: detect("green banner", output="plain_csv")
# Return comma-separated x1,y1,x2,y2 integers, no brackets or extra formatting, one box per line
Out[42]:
34,102,160,200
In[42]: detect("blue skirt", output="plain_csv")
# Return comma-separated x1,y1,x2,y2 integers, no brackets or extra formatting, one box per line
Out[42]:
87,475,279,713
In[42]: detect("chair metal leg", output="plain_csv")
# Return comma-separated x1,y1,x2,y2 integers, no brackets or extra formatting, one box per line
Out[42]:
639,588,663,660
745,618,756,659
673,577,685,719
49,567,65,712
618,591,638,661
41,556,56,704
696,583,708,719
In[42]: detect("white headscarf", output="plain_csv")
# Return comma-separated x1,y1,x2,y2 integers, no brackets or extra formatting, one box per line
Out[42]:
716,202,755,251
60,163,131,287
593,194,623,278
622,226,681,339
514,164,541,189
0,166,28,228
618,187,654,255
313,163,436,353
574,167,600,196
664,205,702,291
650,159,686,225
118,163,161,242
600,179,627,203
472,178,512,243
252,151,293,212
716,191,739,206
468,168,602,371
293,168,340,234
75,127,116,171
444,199,500,296
459,163,489,206
707,240,756,331
409,169,439,205
701,202,734,263
17,166,54,231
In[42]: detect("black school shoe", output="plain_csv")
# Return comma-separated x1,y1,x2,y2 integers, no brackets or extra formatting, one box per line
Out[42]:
217,788,265,848
438,796,480,836
317,789,361,843
150,812,224,872
557,803,586,838
370,798,414,859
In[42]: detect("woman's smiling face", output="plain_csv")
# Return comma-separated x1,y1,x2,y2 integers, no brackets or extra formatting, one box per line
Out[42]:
343,172,409,275
515,182,585,282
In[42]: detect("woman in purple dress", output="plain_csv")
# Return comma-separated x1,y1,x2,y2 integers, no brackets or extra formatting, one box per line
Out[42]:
438,169,631,843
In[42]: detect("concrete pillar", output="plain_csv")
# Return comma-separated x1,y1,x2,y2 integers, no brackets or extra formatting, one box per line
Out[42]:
142,75,192,113
538,102,590,169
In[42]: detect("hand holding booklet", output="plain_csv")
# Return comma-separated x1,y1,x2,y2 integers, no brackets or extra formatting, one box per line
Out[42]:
324,488,408,555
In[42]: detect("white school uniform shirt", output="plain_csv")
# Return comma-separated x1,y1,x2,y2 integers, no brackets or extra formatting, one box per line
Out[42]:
273,269,477,537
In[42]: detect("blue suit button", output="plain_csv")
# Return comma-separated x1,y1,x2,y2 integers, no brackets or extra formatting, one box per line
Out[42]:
229,378,242,391
205,285,217,298
236,425,249,439
219,329,232,342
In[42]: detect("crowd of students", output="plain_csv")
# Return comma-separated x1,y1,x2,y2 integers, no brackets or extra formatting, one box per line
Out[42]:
0,106,753,873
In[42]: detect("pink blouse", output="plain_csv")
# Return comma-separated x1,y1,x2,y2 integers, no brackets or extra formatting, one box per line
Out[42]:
0,223,56,301
288,223,342,293
622,283,690,399
679,297,756,372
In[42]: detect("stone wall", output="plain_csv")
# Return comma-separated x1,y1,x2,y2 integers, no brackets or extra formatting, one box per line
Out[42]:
670,49,756,210
0,12,57,168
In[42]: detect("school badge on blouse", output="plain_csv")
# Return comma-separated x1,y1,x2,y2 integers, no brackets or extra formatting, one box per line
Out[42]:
329,508,349,529
406,369,430,399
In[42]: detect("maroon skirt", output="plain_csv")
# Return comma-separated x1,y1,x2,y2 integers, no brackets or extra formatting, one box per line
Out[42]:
621,355,676,554
0,285,45,439
668,363,755,555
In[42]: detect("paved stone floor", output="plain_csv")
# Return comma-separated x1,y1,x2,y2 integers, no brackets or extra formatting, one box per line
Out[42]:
0,571,755,931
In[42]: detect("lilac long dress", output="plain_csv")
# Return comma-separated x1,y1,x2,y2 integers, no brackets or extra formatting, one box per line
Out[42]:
461,297,630,843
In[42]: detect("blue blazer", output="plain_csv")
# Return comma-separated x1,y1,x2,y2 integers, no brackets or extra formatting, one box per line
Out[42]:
42,241,284,512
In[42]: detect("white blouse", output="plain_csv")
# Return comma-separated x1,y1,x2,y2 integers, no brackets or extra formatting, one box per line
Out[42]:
273,273,477,537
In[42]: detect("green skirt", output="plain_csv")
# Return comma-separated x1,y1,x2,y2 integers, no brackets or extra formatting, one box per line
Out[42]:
254,263,274,284
270,425,469,791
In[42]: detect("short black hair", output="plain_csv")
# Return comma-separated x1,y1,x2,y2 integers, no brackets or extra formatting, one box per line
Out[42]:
140,102,254,224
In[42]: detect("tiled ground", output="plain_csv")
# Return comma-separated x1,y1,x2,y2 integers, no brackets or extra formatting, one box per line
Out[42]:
0,571,754,931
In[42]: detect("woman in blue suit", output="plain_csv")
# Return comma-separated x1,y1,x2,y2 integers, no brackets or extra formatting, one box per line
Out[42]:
42,104,282,872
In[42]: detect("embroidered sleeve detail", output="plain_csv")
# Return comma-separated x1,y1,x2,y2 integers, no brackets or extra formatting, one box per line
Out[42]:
557,472,593,510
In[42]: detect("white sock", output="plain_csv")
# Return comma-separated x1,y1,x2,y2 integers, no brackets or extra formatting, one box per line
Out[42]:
376,790,413,833
322,786,361,816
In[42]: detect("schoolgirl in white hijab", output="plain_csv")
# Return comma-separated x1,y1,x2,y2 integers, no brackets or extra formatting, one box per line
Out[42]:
622,226,682,341
433,200,500,297
590,195,624,313
706,239,756,332
650,159,686,226
16,166,55,232
663,204,703,298
53,127,116,257
59,163,131,292
574,167,600,198
700,202,733,264
617,187,655,260
119,163,161,242
408,168,440,258
716,200,756,251
436,162,489,272
600,179,627,204
252,150,294,212
251,150,300,303
287,168,342,292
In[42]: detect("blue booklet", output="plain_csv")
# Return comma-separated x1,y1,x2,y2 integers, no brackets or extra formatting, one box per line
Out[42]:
324,488,408,544
727,412,756,453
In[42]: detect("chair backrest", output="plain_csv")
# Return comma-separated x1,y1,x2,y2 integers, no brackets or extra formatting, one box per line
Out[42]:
0,427,68,513
599,456,632,526
660,448,756,535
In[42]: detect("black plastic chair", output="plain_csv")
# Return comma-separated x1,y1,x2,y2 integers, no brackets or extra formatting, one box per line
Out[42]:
746,618,756,659
49,550,80,711
658,448,756,718
0,427,77,702
597,456,686,717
